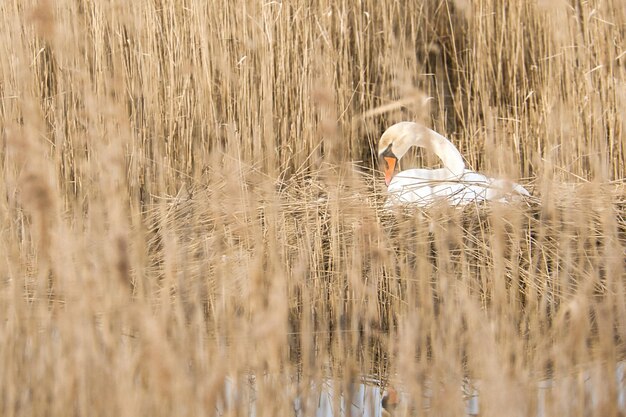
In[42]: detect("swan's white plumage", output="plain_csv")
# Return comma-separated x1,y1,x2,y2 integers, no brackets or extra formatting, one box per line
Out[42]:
379,122,529,208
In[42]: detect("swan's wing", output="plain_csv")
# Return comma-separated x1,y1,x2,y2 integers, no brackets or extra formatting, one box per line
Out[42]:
393,168,446,181
512,183,530,197
432,183,488,205
430,171,489,205
384,168,530,208
387,169,490,207
461,171,530,202
386,169,432,206
386,169,438,207
460,171,490,184
484,178,530,202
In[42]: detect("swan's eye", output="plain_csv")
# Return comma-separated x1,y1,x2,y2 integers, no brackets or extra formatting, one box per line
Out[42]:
380,145,394,159
378,145,397,164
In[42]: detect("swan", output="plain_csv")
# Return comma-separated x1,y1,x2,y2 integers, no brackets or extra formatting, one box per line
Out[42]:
378,122,529,207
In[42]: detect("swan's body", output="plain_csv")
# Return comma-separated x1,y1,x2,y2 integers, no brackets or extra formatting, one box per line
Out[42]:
378,122,529,207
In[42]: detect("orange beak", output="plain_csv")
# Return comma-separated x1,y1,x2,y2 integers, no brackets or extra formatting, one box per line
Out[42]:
383,156,397,186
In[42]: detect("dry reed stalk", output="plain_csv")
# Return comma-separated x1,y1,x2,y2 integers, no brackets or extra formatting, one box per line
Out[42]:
0,0,624,416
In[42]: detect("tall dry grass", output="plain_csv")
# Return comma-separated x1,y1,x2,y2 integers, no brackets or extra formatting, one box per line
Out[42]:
0,0,625,415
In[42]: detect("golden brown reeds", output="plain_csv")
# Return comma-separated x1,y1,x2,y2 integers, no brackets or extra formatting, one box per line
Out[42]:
0,0,625,415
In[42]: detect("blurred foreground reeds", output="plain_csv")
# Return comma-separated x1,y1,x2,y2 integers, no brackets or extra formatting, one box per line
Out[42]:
0,0,625,415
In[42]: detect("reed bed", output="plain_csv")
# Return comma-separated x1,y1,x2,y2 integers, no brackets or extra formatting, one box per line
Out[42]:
0,0,625,416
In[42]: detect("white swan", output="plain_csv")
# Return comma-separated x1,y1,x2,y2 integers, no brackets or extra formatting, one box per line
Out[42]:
378,122,529,207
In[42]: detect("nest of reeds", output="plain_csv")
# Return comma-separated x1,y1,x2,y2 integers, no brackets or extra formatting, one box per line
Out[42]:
143,169,626,342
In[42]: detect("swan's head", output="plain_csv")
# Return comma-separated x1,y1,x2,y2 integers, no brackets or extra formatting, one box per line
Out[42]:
378,121,466,186
378,122,429,186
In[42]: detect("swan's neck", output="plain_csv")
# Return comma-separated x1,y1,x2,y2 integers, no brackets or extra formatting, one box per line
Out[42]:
421,129,465,177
